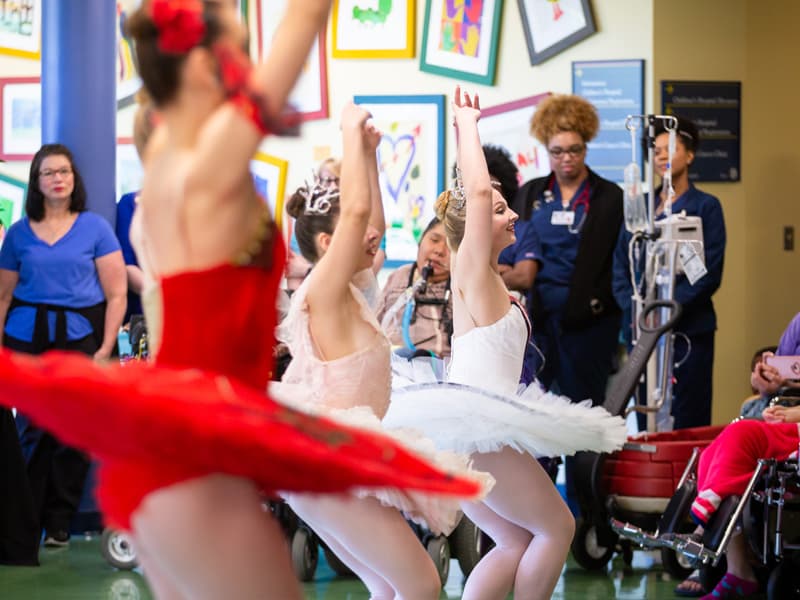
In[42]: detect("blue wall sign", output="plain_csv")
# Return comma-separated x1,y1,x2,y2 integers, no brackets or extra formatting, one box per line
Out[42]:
661,81,741,182
572,59,645,184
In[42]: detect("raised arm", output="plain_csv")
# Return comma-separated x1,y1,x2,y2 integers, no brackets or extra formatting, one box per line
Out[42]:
192,0,333,194
452,87,494,270
306,103,378,306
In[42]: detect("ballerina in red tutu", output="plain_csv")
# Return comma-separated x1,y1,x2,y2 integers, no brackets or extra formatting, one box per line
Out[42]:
0,2,483,598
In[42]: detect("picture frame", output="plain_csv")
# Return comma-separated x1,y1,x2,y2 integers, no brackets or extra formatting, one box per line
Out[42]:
255,0,328,120
250,152,288,232
518,0,596,66
478,93,552,184
0,0,41,59
116,143,144,201
353,94,445,266
117,1,143,109
420,0,503,86
332,0,415,59
0,172,27,247
0,77,40,161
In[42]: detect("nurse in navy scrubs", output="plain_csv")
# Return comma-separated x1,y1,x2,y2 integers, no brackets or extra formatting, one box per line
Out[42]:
613,117,726,430
511,94,623,408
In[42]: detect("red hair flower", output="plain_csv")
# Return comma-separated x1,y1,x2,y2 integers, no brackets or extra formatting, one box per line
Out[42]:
151,0,206,54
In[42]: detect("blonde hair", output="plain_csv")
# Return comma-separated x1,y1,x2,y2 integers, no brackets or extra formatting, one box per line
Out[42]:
434,190,465,252
530,94,599,146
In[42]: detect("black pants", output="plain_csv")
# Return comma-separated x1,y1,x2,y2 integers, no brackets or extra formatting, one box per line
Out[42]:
0,407,39,565
5,334,96,548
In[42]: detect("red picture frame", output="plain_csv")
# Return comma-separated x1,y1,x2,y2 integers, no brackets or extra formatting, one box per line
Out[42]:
0,77,41,161
254,1,329,122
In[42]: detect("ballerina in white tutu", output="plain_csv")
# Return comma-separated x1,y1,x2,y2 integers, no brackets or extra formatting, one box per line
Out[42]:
383,87,627,600
274,101,492,600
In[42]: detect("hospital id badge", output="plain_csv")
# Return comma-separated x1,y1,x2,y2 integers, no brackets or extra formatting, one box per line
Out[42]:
551,210,575,226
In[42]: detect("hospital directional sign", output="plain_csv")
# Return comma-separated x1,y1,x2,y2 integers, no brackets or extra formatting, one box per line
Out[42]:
661,81,741,182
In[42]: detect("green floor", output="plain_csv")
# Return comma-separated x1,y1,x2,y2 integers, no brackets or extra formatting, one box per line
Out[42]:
0,536,689,599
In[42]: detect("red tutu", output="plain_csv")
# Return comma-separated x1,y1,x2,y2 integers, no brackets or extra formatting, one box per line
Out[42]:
0,233,481,529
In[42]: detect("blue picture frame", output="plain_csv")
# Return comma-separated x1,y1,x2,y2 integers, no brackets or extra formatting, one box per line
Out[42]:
354,94,445,266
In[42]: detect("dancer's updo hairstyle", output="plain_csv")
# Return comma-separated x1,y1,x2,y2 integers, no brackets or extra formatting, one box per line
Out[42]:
434,190,466,252
286,185,341,264
125,1,224,106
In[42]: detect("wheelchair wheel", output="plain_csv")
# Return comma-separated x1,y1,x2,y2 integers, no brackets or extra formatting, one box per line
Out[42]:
100,528,138,571
449,516,492,577
291,527,318,582
322,545,354,577
426,534,451,586
660,547,695,580
571,517,614,571
767,561,800,600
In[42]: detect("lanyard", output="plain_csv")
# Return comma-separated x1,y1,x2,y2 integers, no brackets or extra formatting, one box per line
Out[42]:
547,175,591,234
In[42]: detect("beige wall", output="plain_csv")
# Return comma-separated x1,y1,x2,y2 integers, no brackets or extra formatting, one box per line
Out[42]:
655,0,800,423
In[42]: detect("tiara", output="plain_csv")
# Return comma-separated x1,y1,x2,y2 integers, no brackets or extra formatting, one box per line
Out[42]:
298,172,339,216
451,167,466,211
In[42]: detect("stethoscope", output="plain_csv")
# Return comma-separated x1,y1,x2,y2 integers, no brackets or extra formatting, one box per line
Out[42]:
543,174,591,235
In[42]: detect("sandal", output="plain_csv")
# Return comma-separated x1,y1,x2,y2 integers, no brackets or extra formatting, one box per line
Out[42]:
675,571,707,598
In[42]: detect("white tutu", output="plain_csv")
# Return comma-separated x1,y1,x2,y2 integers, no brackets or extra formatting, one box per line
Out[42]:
270,381,495,535
384,380,627,457
387,306,627,458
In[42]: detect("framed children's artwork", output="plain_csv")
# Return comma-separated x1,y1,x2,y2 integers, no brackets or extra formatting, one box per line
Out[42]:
478,93,552,183
250,152,288,231
518,0,596,66
332,0,415,59
0,0,41,59
0,77,40,161
420,0,504,86
354,94,445,266
0,173,27,246
117,1,143,109
116,143,144,201
255,1,328,120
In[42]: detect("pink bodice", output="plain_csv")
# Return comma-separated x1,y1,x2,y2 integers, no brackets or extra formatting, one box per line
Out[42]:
279,272,392,418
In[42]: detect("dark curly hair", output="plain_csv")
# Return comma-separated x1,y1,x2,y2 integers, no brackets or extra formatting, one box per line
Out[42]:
25,144,87,222
482,145,519,202
125,1,224,106
653,116,700,153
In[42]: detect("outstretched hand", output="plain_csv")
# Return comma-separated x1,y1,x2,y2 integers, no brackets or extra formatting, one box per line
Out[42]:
364,121,383,152
341,101,372,132
452,85,481,125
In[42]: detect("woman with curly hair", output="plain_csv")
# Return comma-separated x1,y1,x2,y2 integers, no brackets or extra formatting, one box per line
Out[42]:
511,94,623,409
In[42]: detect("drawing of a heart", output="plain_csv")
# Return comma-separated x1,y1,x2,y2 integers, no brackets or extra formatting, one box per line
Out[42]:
378,133,416,204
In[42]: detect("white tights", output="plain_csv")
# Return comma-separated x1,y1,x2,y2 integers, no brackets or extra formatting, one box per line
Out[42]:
461,448,574,600
131,474,301,600
287,494,441,600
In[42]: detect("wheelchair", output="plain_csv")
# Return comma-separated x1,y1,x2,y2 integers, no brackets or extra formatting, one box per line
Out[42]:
611,451,800,599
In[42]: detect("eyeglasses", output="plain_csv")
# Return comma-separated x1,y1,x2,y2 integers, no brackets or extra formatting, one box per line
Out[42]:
547,145,585,159
39,167,73,178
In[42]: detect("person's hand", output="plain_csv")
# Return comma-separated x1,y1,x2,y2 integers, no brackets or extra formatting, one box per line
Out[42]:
452,85,481,126
364,121,382,153
751,352,784,396
341,101,371,133
93,347,112,362
762,405,800,424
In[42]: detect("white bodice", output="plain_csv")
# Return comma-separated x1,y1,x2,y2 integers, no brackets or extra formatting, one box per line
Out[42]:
447,306,527,396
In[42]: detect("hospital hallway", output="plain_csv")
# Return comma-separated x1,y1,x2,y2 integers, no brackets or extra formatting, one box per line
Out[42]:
0,536,690,599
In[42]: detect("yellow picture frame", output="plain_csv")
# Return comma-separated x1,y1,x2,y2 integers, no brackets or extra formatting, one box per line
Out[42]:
332,0,415,59
0,1,41,60
250,152,288,232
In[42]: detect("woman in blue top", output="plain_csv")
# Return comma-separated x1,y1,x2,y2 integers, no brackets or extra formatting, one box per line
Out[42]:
613,117,726,430
0,144,126,552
